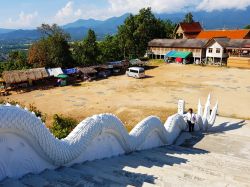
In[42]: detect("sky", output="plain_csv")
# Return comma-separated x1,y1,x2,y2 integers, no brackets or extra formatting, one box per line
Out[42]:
0,0,250,29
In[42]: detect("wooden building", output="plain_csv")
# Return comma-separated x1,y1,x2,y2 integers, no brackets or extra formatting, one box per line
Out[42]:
204,38,229,65
148,39,208,63
204,38,250,66
226,39,250,68
174,22,203,39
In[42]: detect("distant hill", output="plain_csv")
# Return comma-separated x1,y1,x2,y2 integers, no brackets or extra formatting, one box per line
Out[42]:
63,19,103,29
156,7,250,29
63,13,129,30
0,29,41,43
63,13,130,39
0,28,15,34
0,8,249,43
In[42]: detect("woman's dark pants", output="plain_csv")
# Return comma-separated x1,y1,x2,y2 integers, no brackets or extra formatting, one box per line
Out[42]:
187,120,194,132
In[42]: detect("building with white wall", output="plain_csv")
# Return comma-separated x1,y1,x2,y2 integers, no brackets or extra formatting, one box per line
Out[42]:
204,38,229,65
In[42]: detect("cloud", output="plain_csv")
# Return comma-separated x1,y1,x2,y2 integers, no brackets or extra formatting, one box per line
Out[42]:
197,0,250,11
52,0,250,24
106,0,250,15
107,0,198,15
4,0,249,28
79,0,250,20
3,11,38,29
54,1,82,24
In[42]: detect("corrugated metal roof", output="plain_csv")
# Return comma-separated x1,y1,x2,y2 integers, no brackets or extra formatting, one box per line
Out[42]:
197,30,250,39
205,38,250,49
148,39,208,48
227,39,250,48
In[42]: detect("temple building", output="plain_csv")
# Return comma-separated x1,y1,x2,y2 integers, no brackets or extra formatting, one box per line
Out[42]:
174,22,203,39
147,21,250,68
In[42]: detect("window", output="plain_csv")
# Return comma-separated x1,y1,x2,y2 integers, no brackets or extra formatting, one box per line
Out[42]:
130,70,139,73
208,48,213,53
216,48,221,53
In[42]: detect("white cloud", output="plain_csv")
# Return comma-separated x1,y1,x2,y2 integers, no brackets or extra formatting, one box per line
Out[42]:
4,0,249,28
75,9,82,17
56,1,73,19
197,0,250,11
107,0,198,15
51,0,250,24
3,11,38,28
54,1,83,24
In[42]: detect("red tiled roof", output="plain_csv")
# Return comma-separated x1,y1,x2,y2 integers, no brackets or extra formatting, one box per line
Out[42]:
197,30,250,39
179,22,203,33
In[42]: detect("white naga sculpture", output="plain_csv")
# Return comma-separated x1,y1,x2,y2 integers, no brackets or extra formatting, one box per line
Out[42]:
0,95,218,180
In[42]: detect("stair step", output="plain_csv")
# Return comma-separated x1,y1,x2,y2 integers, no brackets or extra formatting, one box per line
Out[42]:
20,175,49,187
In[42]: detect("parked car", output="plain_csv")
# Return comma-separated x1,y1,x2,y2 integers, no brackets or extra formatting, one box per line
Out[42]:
129,59,147,66
126,67,145,79
97,70,111,79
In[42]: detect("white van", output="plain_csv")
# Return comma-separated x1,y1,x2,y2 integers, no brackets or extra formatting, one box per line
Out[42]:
126,67,145,78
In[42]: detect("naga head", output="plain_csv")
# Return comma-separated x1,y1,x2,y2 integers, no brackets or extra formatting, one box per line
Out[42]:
197,94,218,131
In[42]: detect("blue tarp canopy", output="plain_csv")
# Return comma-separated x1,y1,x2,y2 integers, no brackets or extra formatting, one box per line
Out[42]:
63,68,77,75
165,50,176,58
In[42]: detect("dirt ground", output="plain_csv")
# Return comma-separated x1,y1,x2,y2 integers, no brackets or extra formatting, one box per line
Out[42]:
1,61,250,129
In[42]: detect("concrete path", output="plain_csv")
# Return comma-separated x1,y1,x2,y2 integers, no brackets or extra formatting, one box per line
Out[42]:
1,117,249,187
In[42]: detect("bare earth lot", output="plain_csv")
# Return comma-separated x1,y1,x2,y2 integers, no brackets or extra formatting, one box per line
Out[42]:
2,63,250,128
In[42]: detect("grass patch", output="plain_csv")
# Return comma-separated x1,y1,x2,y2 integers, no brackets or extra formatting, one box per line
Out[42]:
116,106,176,132
147,59,165,66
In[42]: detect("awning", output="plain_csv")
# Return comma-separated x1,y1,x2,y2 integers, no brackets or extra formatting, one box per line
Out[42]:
56,74,68,79
172,51,192,59
46,68,63,77
165,50,176,57
63,68,77,75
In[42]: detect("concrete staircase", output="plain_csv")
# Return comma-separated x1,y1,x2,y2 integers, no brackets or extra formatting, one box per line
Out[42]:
1,117,250,187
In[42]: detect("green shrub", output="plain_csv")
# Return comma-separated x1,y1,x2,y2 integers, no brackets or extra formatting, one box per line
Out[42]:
50,114,78,139
28,104,47,122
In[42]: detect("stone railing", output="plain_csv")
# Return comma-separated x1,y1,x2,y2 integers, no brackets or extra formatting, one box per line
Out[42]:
0,95,218,181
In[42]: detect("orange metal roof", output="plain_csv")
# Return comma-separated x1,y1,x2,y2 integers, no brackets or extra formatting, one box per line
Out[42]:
196,30,250,39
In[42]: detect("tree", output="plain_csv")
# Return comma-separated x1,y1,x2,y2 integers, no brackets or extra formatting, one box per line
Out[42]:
117,7,170,58
163,20,176,39
98,35,123,62
28,24,73,68
117,14,137,58
72,29,99,66
244,25,250,29
183,12,194,23
9,50,28,64
1,51,30,72
28,40,47,67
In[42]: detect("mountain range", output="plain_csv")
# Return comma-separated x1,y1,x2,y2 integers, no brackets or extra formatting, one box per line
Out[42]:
0,8,249,43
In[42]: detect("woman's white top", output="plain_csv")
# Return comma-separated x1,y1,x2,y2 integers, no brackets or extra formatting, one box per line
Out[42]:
186,112,196,123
